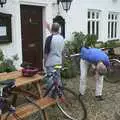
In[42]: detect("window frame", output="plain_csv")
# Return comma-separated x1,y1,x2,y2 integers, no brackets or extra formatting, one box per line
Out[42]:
108,12,119,40
87,9,101,39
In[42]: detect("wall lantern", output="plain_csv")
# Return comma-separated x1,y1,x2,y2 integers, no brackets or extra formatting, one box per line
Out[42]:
0,0,7,7
57,0,73,12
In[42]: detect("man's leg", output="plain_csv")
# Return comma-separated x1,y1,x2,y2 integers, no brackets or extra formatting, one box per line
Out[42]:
46,66,61,88
95,73,104,100
45,66,54,88
79,59,89,95
45,66,61,98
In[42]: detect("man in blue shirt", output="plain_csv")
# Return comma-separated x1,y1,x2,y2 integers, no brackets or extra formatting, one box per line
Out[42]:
80,47,110,101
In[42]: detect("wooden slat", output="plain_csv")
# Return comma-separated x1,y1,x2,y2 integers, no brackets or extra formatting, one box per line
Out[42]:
39,97,56,109
0,71,44,87
2,97,56,120
15,74,43,87
0,71,22,81
0,72,7,76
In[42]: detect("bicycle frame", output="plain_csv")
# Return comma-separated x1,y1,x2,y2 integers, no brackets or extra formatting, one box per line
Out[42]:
43,70,63,99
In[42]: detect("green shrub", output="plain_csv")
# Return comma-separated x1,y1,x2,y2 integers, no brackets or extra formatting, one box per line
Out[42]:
62,32,120,78
0,49,4,62
99,39,120,48
0,49,17,73
62,59,77,78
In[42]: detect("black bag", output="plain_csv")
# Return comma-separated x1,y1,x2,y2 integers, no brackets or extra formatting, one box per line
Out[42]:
0,79,15,97
44,35,53,54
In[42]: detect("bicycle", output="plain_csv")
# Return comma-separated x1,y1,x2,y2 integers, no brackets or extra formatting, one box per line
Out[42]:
100,47,120,83
39,65,87,120
104,58,120,83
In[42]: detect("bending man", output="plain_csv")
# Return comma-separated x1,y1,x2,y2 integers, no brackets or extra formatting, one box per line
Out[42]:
80,47,110,101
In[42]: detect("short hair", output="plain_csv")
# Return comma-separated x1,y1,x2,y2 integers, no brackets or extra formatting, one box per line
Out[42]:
51,23,60,33
96,62,107,75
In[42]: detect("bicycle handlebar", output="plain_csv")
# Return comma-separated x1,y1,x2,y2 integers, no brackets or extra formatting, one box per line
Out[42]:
110,58,120,63
65,53,80,58
65,47,115,58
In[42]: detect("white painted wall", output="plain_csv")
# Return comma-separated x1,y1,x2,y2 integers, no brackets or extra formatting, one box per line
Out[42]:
0,0,53,69
59,0,120,41
0,0,22,68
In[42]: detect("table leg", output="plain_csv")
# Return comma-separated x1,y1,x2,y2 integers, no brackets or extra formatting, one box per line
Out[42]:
36,82,42,98
12,93,18,107
36,82,49,120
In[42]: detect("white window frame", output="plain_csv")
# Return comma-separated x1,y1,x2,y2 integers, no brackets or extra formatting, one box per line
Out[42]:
108,12,119,40
87,9,100,39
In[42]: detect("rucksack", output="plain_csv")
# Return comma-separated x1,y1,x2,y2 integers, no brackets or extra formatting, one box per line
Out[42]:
44,35,53,55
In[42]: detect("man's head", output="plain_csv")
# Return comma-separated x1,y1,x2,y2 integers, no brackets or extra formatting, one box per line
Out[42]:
96,61,107,75
51,22,60,33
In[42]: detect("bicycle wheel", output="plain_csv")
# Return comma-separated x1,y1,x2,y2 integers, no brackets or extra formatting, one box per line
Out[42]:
104,59,120,83
57,87,87,120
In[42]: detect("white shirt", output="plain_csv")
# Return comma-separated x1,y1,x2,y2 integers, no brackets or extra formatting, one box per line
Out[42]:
45,34,65,67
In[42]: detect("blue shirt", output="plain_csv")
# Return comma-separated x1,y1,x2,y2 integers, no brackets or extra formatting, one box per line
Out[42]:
80,47,110,66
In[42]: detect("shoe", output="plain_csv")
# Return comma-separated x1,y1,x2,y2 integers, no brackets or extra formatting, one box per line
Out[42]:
95,96,104,101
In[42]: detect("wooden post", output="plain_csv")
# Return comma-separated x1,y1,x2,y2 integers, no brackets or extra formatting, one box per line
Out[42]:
36,81,49,120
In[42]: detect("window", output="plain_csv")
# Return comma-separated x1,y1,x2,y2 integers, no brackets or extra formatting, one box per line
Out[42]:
108,12,118,39
87,10,100,39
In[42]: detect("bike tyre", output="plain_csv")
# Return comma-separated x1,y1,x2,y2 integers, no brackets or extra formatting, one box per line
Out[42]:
104,59,120,83
57,87,87,120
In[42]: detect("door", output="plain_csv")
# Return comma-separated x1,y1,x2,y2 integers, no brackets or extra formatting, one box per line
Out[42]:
20,5,43,70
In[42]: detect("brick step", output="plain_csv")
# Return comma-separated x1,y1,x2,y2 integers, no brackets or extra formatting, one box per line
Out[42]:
2,97,56,120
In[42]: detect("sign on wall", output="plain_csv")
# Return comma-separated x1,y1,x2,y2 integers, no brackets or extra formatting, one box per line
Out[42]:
0,12,12,43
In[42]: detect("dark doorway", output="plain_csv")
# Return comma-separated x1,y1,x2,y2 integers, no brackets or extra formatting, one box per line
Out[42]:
20,5,43,70
53,15,65,38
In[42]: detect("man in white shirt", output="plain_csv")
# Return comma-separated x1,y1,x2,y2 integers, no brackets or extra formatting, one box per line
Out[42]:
44,23,65,90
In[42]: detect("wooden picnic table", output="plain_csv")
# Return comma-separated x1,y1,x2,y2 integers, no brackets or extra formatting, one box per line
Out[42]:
0,71,56,120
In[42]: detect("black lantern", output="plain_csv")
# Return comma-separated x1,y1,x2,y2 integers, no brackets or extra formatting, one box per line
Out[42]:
0,0,7,7
57,0,73,12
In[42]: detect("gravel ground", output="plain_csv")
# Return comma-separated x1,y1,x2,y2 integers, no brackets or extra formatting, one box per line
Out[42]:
67,75,120,120
45,75,120,120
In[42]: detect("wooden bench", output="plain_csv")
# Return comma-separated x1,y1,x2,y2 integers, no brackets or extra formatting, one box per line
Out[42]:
2,97,56,120
0,71,57,120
